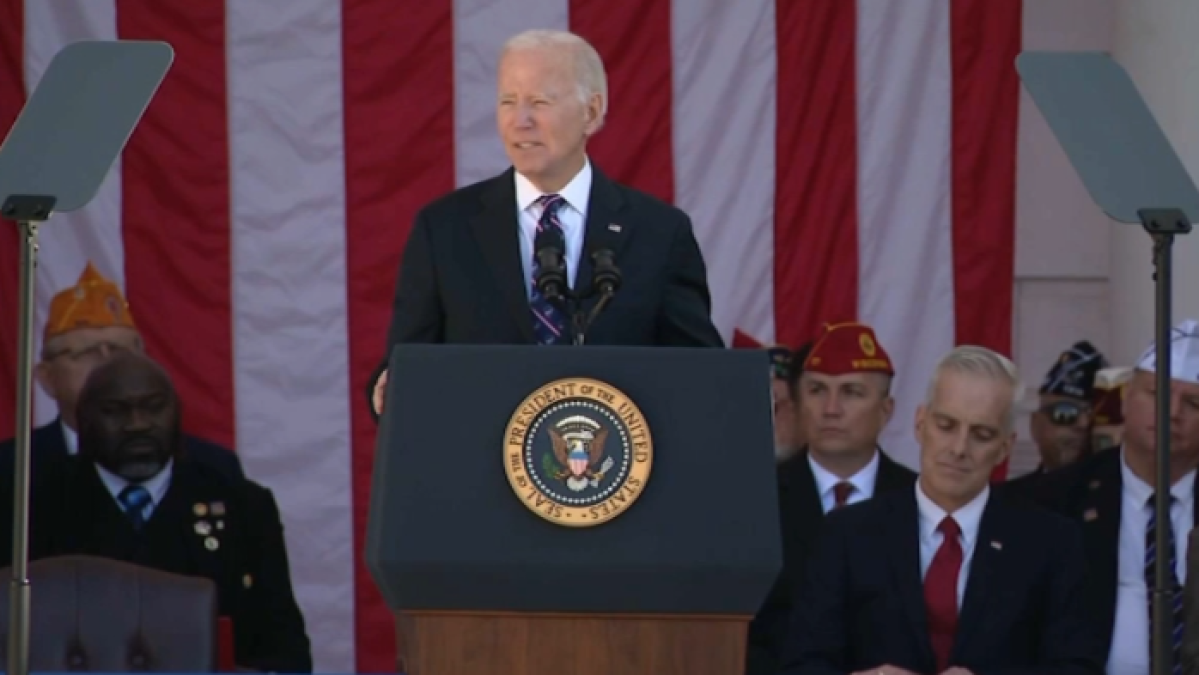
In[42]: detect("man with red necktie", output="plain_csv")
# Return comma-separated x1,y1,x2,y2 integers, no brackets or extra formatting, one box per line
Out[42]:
780,345,1105,675
748,323,917,675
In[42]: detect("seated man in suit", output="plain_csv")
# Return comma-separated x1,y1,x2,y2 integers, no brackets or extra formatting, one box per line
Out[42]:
371,28,722,415
0,262,242,480
1043,320,1199,675
16,352,311,673
747,323,917,675
1003,340,1106,502
781,345,1104,675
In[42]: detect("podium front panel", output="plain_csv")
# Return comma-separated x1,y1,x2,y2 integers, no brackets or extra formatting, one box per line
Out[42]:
366,345,781,616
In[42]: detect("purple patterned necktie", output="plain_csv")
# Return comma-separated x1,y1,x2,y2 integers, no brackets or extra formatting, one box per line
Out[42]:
530,194,569,344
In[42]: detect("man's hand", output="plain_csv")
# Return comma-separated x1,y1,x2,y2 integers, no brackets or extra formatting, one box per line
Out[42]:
851,666,921,675
372,368,388,415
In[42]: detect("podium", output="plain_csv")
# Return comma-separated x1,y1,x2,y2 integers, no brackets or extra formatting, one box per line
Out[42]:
365,344,783,675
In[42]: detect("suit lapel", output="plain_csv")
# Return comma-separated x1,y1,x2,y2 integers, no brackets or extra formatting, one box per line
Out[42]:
876,450,913,493
887,489,937,667
1078,453,1123,640
471,170,536,343
782,452,826,537
153,462,221,580
951,497,1007,659
41,418,70,459
574,167,631,301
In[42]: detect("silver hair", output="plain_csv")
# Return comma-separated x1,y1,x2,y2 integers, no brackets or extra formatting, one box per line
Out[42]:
925,345,1022,431
501,29,608,127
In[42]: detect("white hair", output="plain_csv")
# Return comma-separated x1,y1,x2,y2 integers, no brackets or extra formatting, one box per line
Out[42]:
925,345,1023,431
501,29,608,128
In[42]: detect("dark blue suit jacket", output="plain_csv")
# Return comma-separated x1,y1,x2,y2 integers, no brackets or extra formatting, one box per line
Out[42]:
0,417,243,482
780,487,1105,675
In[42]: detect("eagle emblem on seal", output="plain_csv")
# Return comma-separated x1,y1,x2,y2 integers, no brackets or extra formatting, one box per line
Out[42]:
545,415,616,492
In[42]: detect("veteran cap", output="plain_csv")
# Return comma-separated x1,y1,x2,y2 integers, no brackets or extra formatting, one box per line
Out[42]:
803,322,894,376
766,344,793,381
1136,319,1199,384
44,262,136,343
1040,340,1107,400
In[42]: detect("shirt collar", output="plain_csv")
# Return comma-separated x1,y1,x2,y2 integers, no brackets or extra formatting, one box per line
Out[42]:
60,419,78,455
915,479,989,548
1120,446,1196,507
807,449,880,502
94,457,174,508
515,158,592,217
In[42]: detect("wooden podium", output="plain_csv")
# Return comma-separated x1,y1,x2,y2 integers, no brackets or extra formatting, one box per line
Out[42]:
394,611,747,675
365,345,782,675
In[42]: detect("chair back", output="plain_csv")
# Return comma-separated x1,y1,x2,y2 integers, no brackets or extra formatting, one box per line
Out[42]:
0,555,217,672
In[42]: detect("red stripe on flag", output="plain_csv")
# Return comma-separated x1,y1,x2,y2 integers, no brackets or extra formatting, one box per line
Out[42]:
950,0,1021,480
774,1,860,347
343,0,455,671
0,0,24,439
569,0,674,202
116,0,233,448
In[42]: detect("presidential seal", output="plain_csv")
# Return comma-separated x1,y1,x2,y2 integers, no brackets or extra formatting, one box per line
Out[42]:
504,377,653,528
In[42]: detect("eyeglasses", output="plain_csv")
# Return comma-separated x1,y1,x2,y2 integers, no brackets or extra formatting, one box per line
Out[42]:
43,341,135,365
1039,401,1091,426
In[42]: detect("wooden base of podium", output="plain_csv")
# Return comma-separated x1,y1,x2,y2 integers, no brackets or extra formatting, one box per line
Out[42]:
395,610,748,675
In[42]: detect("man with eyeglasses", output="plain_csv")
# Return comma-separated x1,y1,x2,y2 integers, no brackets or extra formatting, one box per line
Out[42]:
0,263,242,482
1004,340,1107,501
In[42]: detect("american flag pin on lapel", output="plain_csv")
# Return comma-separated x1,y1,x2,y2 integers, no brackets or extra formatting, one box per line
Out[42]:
990,541,1002,551
608,223,622,232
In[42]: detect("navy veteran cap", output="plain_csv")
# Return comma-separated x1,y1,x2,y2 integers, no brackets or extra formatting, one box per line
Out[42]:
1040,340,1108,400
767,344,792,380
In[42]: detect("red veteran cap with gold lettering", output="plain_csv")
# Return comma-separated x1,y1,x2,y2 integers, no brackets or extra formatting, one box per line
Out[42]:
803,322,894,376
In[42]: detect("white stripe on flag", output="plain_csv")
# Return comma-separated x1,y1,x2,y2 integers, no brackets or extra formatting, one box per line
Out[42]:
226,1,355,671
855,0,955,468
453,0,570,188
671,0,777,344
24,0,122,426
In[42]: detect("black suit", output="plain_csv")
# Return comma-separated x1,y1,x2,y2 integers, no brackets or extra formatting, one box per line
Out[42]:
746,449,917,675
14,456,311,673
1036,446,1199,660
0,417,243,482
369,166,724,404
781,487,1105,675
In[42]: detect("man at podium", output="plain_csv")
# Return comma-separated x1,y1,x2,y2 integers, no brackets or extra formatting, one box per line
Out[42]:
370,28,722,416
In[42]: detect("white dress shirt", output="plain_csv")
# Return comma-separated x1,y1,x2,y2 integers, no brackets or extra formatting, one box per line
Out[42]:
515,160,591,297
94,458,174,523
1106,449,1195,675
915,481,989,607
61,421,78,455
808,450,880,513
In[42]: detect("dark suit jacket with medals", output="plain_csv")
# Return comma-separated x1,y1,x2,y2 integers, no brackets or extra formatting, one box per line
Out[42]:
745,448,918,675
1033,446,1199,660
779,487,1105,675
14,455,311,673
0,417,244,482
369,165,725,408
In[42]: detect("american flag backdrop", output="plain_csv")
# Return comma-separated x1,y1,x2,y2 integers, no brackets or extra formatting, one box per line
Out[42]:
0,0,1021,671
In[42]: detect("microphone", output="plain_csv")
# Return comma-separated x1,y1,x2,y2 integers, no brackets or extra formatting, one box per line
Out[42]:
533,226,568,304
591,248,622,297
574,248,621,346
